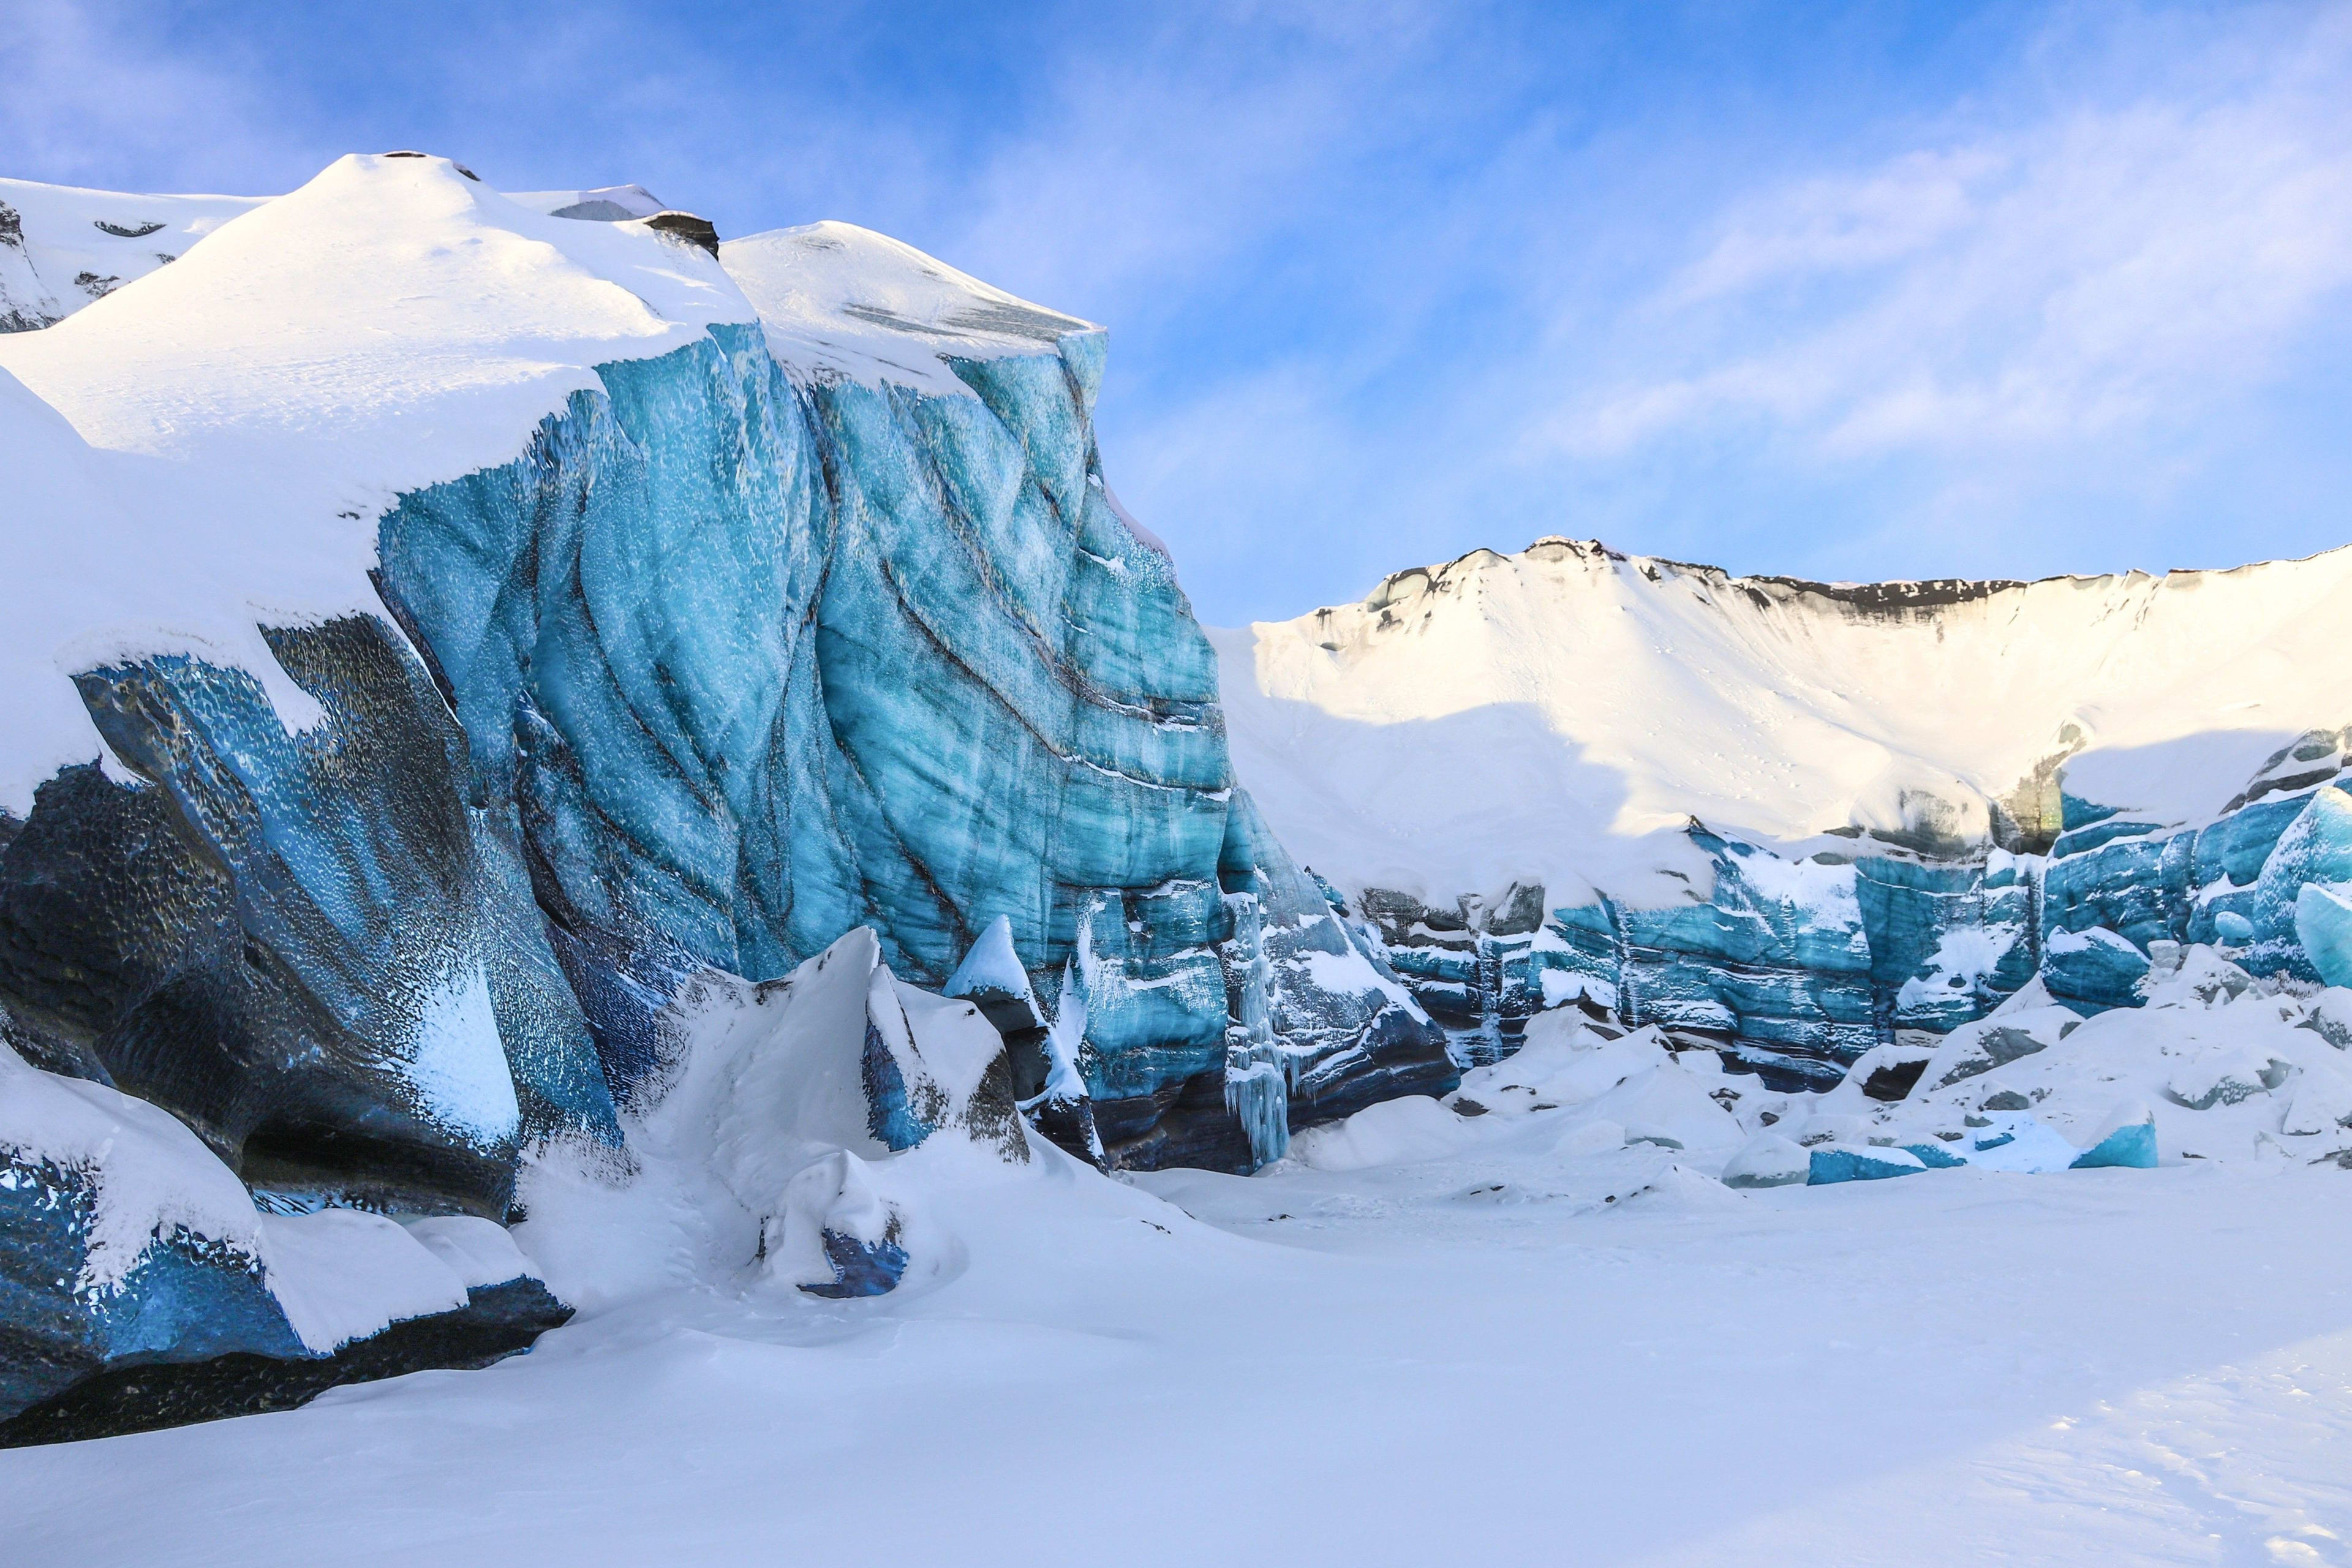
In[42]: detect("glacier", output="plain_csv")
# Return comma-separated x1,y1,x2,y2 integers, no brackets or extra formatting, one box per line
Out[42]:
0,155,1448,1439
1,149,2348,1467
1219,538,2352,1088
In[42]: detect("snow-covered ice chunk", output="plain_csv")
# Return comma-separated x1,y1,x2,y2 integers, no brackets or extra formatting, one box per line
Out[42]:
2304,988,2352,1048
1576,1065,1744,1159
261,1209,470,1354
2164,1042,2288,1110
767,1150,908,1299
945,914,1045,1031
1964,1114,2084,1174
722,221,1093,396
2280,1065,2352,1137
1721,1133,1809,1189
0,1038,263,1291
1918,1006,2078,1093
399,1216,534,1289
2294,882,2352,987
1453,1019,1671,1116
2070,1113,2160,1169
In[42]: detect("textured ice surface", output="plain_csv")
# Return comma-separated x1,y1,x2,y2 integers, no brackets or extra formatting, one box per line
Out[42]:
0,154,1454,1434
0,1039,560,1428
0,154,1447,1217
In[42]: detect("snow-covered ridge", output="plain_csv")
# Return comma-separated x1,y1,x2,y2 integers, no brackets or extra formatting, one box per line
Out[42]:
1216,535,2352,908
722,221,1096,394
0,154,753,815
0,176,265,333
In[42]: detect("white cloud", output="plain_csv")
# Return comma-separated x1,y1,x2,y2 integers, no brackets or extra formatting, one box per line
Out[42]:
0,2,289,190
1555,5,2352,465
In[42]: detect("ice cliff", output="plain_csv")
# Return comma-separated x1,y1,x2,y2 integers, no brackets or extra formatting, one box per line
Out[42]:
0,154,1447,1439
1218,538,2352,1085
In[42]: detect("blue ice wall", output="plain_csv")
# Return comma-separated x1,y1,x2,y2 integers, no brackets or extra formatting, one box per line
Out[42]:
1362,770,2352,1092
370,320,1446,1165
2,308,1444,1224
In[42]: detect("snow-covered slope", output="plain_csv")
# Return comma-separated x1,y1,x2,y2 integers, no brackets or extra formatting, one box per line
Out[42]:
1216,537,2352,908
0,153,750,816
0,176,265,333
722,221,1095,393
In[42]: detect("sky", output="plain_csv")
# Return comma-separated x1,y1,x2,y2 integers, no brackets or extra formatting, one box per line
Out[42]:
4,0,2350,625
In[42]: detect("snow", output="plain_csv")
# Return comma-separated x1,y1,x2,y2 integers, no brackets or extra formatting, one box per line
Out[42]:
399,961,522,1148
258,1208,470,1354
944,913,1037,1010
720,221,1095,395
1285,1094,1477,1171
0,154,755,815
1214,538,2352,907
0,176,266,331
398,1216,531,1289
0,1039,505,1348
7,1039,2350,1564
4,160,2350,1565
877,973,1008,1115
1721,1131,1809,1187
7,946,2351,1558
0,1039,263,1290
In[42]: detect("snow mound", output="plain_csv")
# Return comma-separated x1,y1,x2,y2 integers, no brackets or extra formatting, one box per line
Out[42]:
0,152,753,815
721,221,1095,394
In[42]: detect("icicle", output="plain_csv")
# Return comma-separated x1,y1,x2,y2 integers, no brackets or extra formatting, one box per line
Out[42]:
1220,891,1291,1168
1038,951,1106,1165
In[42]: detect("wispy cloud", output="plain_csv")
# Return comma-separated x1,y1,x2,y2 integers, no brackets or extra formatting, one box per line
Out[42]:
6,1,2350,619
1555,6,2352,464
0,1,290,190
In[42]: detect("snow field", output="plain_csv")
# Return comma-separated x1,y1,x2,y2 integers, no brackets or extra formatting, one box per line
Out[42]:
3,1075,2346,1566
8,948,2352,1564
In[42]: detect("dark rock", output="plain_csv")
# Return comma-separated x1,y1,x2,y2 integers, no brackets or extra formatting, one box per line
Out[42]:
643,211,720,257
1861,1057,1929,1101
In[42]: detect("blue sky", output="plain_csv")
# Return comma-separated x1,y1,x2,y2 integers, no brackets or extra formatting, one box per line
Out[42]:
6,1,2350,624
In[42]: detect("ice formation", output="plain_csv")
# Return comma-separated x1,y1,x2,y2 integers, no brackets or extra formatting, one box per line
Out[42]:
1273,939,2348,1206
3,149,2348,1452
0,154,1448,1438
1219,539,2352,1087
